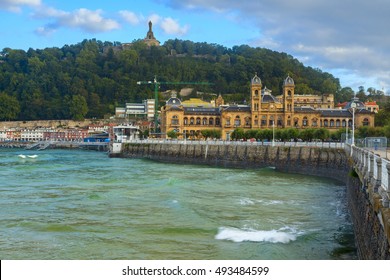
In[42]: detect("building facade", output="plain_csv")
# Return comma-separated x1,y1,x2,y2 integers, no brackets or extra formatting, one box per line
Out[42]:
115,99,155,120
160,74,375,140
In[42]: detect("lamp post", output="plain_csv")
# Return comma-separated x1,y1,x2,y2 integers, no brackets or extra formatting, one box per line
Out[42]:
272,120,275,147
350,102,356,156
351,102,356,146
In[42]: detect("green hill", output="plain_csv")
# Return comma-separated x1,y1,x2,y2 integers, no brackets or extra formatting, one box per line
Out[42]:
0,38,341,121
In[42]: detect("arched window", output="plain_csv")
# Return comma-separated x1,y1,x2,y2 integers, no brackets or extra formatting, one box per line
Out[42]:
302,116,308,127
202,117,207,125
196,117,201,125
245,117,250,126
190,117,194,125
215,118,221,126
312,118,318,127
294,118,299,127
255,90,259,97
336,119,340,127
330,119,335,127
209,118,214,126
171,115,179,125
234,115,241,127
184,117,188,125
342,120,346,127
324,119,329,127
363,118,369,126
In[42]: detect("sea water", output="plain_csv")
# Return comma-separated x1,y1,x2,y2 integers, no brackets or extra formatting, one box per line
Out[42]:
0,148,356,259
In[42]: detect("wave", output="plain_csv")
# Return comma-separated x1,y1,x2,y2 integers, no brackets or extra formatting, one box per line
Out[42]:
239,198,295,206
215,227,298,243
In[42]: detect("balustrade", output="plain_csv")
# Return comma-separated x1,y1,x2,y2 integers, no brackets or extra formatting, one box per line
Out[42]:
350,145,389,207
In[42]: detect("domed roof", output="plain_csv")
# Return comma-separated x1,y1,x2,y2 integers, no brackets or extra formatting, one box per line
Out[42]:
251,73,262,85
344,97,365,109
166,93,182,106
284,75,295,86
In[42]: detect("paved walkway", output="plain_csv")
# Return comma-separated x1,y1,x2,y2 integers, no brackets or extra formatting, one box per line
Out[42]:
366,148,389,160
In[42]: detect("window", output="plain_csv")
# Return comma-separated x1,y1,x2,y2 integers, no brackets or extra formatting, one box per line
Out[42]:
342,120,346,127
363,118,369,126
216,118,221,126
196,117,201,125
209,118,214,126
202,118,207,125
294,118,299,127
171,115,179,125
336,119,340,127
330,119,334,127
302,117,308,127
234,116,241,127
312,118,318,127
324,119,329,127
255,90,259,97
190,117,194,125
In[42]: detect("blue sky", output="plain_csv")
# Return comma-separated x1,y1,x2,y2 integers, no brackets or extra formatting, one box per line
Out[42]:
1,0,389,95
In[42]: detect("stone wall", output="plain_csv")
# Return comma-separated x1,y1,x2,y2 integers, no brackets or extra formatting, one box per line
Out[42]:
347,174,390,259
117,143,349,182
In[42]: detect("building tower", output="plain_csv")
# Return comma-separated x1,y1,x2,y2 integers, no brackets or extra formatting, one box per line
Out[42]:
250,73,262,128
143,21,160,47
283,75,295,127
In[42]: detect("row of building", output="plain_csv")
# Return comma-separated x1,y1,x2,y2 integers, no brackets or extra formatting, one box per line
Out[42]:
159,74,376,140
0,123,118,142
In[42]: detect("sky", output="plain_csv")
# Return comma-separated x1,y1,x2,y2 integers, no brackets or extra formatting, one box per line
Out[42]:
0,0,389,95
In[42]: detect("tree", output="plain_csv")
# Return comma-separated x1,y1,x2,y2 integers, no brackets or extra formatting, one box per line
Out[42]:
69,94,88,121
166,130,178,139
0,94,20,120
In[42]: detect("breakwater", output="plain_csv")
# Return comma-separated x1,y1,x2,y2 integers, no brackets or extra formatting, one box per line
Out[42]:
111,141,390,259
112,142,349,182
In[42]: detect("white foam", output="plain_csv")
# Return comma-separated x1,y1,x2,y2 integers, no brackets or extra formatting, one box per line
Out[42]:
215,227,297,243
239,198,255,205
27,155,38,158
18,154,26,159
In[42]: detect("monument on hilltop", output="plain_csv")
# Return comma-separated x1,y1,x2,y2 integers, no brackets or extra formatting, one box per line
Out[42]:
143,21,160,47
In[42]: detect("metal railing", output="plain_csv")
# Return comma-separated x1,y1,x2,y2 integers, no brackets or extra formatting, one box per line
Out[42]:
347,144,390,207
123,139,345,149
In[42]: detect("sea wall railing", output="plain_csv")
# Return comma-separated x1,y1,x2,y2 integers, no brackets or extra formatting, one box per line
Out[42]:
347,144,390,207
123,139,345,149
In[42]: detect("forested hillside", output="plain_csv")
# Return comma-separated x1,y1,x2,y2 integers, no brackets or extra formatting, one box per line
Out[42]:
0,38,348,121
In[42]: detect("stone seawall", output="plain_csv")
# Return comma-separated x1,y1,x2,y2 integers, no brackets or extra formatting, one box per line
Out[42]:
116,143,349,182
347,175,390,259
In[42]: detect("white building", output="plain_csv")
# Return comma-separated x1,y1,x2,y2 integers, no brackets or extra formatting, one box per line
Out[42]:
115,99,155,120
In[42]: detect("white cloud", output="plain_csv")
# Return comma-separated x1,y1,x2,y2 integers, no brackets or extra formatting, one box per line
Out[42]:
160,17,188,35
161,0,390,89
33,7,120,33
119,10,143,26
35,25,56,36
148,13,161,25
0,0,40,12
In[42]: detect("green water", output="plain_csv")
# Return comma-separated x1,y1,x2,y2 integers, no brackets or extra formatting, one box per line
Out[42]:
0,148,356,259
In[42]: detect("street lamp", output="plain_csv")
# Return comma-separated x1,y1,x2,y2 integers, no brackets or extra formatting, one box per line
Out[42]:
350,102,356,156
351,102,356,146
272,120,275,147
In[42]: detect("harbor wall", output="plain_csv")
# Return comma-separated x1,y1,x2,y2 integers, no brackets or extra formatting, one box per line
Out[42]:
111,142,390,259
115,142,349,182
